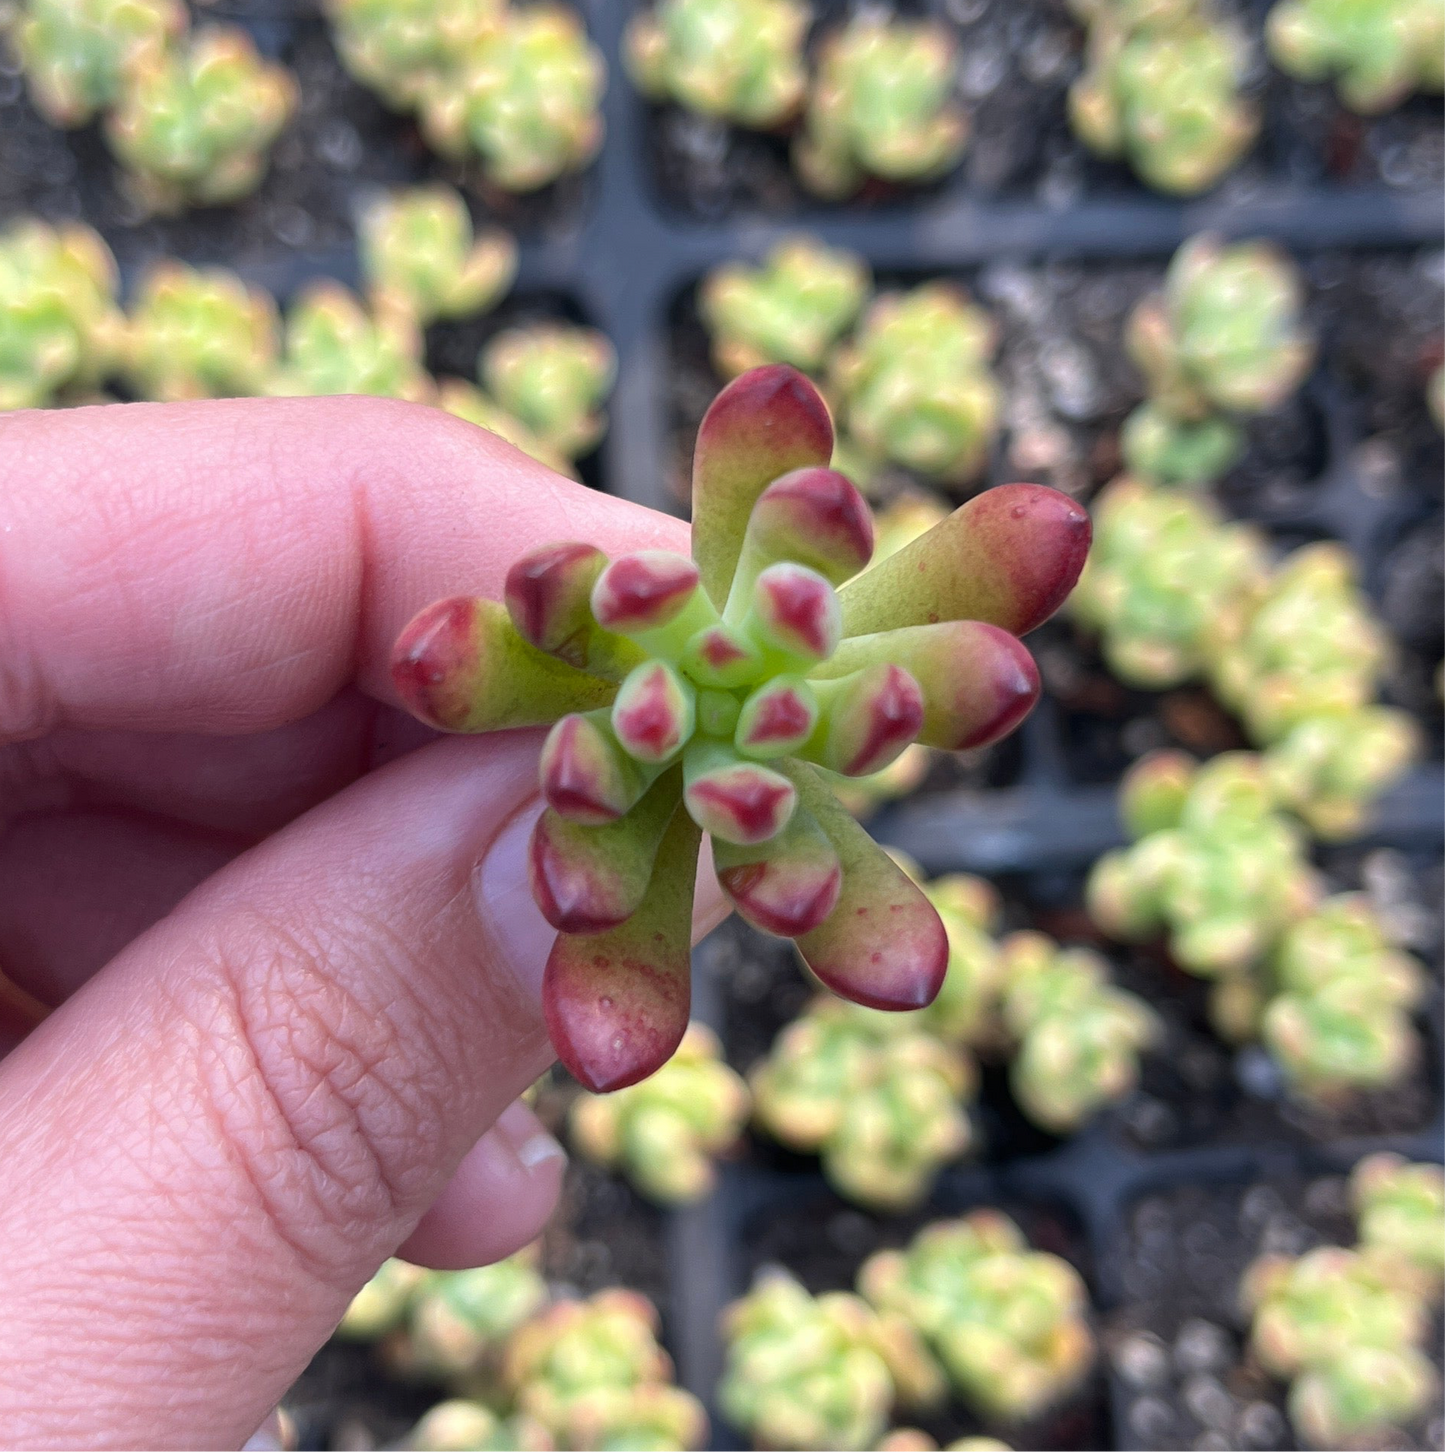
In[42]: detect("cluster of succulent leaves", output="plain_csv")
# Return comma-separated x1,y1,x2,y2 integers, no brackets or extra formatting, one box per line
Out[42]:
1088,750,1428,1100
1120,235,1315,489
339,1249,549,1394
340,1264,706,1451
1266,0,1445,113
323,0,603,192
1242,1153,1444,1450
1073,479,1417,838
859,1212,1096,1426
718,1269,945,1451
741,867,1155,1208
750,994,976,1212
390,364,1089,1092
1067,0,1259,195
9,0,295,212
699,237,1002,492
567,1022,750,1204
625,5,969,197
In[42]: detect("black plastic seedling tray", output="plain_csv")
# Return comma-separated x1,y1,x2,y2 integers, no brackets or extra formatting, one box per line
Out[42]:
2,2,1441,1447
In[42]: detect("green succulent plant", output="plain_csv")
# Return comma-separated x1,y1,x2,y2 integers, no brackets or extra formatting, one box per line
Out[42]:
995,933,1158,1134
338,1256,433,1340
1207,542,1393,744
859,1211,1095,1425
750,996,976,1211
266,282,433,403
1122,235,1314,486
1243,1246,1437,1450
0,217,122,410
340,1249,549,1390
1068,0,1258,194
406,1399,553,1451
10,0,185,126
1087,751,1320,977
1261,893,1426,1102
437,378,573,477
502,1289,708,1450
793,14,968,198
389,365,1088,1091
1350,1153,1445,1298
359,185,517,326
1266,0,1445,112
418,5,604,192
121,260,278,401
322,0,503,110
1069,475,1270,688
105,26,296,212
478,323,616,461
1263,705,1419,840
719,1271,944,1452
568,1022,749,1204
830,284,1002,486
624,0,811,128
699,236,871,380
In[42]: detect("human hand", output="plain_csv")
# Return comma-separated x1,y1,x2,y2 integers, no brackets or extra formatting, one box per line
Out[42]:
0,397,725,1449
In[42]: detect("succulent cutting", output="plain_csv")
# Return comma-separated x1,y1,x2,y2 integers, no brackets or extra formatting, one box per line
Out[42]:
390,365,1089,1091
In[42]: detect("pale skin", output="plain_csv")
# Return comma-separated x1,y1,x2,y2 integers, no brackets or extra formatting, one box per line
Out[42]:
0,397,726,1450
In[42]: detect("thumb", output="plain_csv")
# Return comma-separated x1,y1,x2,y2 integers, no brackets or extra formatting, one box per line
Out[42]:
0,731,566,1450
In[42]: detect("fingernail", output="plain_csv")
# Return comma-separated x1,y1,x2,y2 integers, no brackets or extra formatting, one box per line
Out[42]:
475,800,554,1009
242,1408,295,1452
495,1099,566,1174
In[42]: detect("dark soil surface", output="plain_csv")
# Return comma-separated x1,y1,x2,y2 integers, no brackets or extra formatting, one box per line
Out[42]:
1103,1171,1445,1451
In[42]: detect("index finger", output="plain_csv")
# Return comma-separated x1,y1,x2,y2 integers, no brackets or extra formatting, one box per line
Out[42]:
0,397,689,741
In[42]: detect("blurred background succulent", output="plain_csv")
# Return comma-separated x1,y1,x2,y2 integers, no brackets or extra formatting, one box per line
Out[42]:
478,321,616,461
265,281,433,402
404,1397,553,1452
359,184,517,326
751,996,976,1210
568,1022,749,1203
700,236,871,379
793,14,968,198
417,4,604,192
719,1270,944,1451
0,217,122,410
859,1212,1095,1425
830,284,1001,488
625,0,811,129
1121,235,1314,486
1068,0,1259,194
1266,0,1445,112
1350,1153,1445,1296
120,260,277,401
9,0,184,126
104,25,296,212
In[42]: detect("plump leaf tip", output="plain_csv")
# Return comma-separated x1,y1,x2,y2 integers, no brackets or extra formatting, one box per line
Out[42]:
391,365,1090,1091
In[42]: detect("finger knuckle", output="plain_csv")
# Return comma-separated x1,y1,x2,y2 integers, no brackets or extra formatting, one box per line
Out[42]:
181,910,453,1281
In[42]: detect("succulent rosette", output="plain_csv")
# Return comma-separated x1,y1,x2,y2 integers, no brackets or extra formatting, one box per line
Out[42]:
1350,1153,1445,1295
406,1399,554,1452
390,366,1089,1090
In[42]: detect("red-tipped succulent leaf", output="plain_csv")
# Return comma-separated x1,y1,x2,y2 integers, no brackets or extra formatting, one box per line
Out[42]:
746,563,842,663
611,661,696,763
683,742,797,845
392,597,615,731
691,365,835,605
504,543,641,680
735,675,818,759
818,620,1040,751
713,807,842,937
785,763,948,1009
838,483,1091,638
591,551,701,635
807,663,926,776
543,805,701,1091
540,711,648,824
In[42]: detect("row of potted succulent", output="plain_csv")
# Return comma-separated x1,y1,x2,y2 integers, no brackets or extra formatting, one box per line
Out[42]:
326,1152,1442,1450
7,0,1442,217
0,198,613,477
